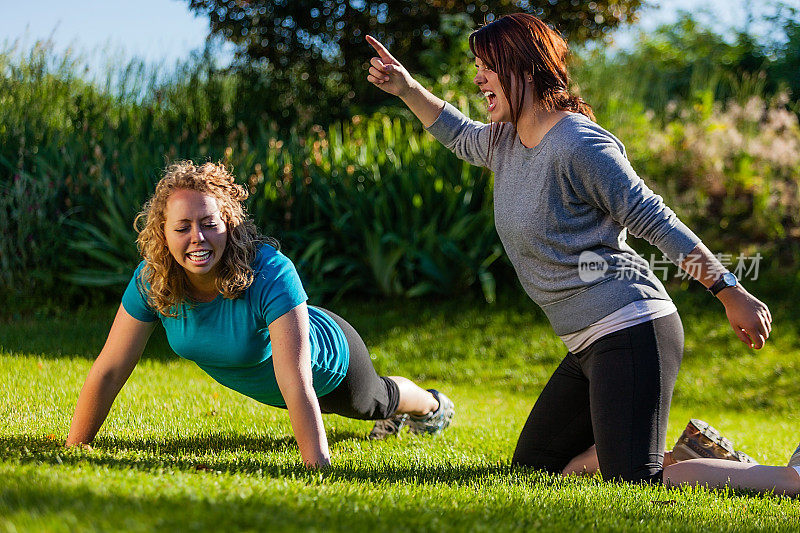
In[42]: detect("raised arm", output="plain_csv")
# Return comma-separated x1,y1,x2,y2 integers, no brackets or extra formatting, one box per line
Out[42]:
269,302,331,468
366,35,497,168
365,35,445,128
66,304,155,446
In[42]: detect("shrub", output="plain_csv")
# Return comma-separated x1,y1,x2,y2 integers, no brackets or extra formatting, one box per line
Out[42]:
610,91,800,256
3,27,800,308
246,114,503,302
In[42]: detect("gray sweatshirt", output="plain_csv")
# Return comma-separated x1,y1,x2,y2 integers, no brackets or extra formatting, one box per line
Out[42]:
426,103,701,335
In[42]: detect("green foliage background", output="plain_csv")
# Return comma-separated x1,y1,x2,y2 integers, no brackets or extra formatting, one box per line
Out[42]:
2,11,800,529
1,12,800,308
184,0,644,130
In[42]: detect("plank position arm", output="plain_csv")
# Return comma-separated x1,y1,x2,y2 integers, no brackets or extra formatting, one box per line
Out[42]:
269,302,331,468
66,304,155,446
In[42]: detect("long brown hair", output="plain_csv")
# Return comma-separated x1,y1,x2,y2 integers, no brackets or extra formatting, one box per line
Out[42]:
469,13,594,130
134,161,275,317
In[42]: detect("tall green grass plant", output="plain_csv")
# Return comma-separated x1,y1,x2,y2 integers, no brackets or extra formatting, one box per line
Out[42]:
2,25,800,307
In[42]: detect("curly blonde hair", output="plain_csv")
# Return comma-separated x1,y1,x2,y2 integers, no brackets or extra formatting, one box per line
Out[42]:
134,161,275,317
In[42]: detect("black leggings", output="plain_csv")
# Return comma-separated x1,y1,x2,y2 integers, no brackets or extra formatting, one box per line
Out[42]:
314,307,400,420
512,312,684,483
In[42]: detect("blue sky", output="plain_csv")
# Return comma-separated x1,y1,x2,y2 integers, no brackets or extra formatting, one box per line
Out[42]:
0,0,213,68
1,0,796,70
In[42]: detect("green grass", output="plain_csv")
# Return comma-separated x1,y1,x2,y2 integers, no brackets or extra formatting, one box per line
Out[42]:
2,286,800,531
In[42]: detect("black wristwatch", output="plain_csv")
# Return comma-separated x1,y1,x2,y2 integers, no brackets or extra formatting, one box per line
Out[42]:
708,272,738,296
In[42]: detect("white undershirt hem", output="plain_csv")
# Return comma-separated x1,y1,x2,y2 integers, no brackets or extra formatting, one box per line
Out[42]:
559,299,678,353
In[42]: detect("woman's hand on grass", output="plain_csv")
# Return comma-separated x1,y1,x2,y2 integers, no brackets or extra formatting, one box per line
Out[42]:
365,35,415,97
306,454,332,469
269,303,332,469
717,285,772,349
65,442,93,451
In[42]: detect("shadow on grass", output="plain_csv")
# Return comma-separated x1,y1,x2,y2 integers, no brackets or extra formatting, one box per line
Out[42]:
0,466,579,532
325,292,545,344
0,292,546,361
0,433,522,487
3,435,797,533
2,468,795,533
3,433,795,504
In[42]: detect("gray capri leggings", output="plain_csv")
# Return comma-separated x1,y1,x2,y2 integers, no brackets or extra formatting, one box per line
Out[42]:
314,307,400,420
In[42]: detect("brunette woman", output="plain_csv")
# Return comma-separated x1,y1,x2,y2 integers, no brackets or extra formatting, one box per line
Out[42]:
366,14,798,494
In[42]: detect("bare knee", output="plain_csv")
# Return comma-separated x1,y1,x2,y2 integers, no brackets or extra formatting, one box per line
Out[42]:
562,445,599,476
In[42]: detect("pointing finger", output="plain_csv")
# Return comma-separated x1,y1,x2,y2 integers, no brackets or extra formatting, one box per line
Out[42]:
366,34,397,63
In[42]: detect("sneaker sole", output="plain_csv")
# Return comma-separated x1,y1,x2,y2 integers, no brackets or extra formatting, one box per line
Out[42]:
368,414,408,440
672,419,757,463
788,443,800,468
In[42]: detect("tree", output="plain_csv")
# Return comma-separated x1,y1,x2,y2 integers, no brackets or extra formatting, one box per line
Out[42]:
187,0,644,129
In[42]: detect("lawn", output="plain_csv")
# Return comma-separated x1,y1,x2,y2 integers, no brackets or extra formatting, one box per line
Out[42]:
2,283,799,532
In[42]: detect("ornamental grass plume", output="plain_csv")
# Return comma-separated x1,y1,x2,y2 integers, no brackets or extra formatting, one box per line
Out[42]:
653,92,800,248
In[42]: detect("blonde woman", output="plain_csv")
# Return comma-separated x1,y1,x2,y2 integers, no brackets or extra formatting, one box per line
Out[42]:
66,161,454,467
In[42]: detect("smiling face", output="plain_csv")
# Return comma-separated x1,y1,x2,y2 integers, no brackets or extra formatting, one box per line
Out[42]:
163,188,228,292
474,57,514,122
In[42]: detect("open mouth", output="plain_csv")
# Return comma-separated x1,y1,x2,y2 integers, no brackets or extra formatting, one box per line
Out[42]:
483,90,497,112
186,249,212,265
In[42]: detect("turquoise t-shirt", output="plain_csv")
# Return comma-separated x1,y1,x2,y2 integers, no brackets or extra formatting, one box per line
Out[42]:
121,244,350,407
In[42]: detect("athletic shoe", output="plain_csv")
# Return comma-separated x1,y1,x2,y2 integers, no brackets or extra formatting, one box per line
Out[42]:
407,389,455,435
671,419,757,463
368,413,408,440
788,442,800,468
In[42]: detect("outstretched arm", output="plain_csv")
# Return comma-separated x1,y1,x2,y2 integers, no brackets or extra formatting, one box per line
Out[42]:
365,35,445,127
366,35,496,168
680,243,772,349
66,304,155,446
270,303,331,468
